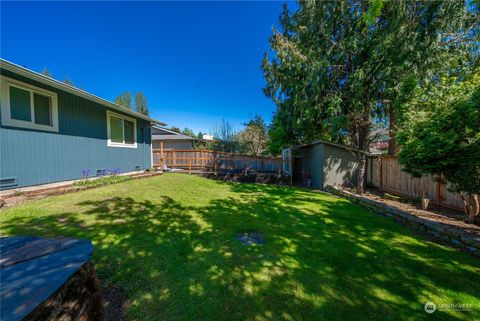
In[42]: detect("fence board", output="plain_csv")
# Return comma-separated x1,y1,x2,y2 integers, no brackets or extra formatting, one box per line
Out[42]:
367,156,464,211
153,149,282,175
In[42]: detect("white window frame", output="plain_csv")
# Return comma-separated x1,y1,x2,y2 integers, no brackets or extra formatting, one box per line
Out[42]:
106,110,137,148
0,76,59,132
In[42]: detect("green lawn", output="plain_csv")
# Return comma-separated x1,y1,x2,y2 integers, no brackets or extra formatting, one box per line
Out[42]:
1,174,479,321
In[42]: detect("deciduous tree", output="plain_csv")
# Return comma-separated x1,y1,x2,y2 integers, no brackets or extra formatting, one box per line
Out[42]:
236,115,269,156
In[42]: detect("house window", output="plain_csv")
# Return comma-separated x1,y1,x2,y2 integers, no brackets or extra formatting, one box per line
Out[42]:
107,111,137,148
0,76,58,132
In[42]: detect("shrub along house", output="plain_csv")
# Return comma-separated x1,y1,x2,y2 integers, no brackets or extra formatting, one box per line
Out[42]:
0,59,166,189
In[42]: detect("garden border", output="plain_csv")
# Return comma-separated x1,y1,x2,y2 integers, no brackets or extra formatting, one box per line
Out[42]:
0,171,162,208
325,186,480,257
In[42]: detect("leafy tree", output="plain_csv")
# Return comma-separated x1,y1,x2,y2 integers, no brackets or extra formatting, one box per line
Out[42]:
236,115,269,156
182,127,196,138
115,92,133,109
397,70,480,222
134,92,149,115
63,77,74,86
169,126,181,134
40,67,52,78
262,0,478,193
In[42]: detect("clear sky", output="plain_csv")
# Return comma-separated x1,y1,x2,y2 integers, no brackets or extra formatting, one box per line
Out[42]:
1,1,290,134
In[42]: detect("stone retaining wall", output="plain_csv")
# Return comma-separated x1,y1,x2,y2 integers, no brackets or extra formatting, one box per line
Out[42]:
24,262,103,321
325,186,480,257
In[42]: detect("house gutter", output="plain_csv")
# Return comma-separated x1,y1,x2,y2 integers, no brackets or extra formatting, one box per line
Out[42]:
0,58,166,126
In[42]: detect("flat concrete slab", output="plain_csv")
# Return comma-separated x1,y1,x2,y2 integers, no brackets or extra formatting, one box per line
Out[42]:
0,236,93,321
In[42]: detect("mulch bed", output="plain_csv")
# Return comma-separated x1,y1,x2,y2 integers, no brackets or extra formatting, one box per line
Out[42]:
326,186,480,257
363,188,480,237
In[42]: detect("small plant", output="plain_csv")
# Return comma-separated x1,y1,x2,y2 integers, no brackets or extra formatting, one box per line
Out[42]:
74,174,132,188
13,189,23,196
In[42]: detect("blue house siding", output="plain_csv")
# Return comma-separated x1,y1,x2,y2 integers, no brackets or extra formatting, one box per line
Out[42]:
0,69,152,189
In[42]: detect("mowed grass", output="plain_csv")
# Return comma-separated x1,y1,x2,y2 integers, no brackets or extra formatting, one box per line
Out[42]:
1,174,479,321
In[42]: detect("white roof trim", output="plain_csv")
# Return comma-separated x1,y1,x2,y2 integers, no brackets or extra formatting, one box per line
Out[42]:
151,125,181,135
0,58,167,126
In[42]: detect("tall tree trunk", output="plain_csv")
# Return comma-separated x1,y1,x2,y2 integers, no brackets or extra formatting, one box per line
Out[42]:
388,107,398,155
356,124,369,194
460,192,479,224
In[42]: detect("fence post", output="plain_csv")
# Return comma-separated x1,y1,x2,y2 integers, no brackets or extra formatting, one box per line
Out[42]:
189,159,192,174
160,142,164,170
278,159,281,177
378,156,383,189
244,159,248,175
172,150,175,169
436,173,442,205
214,159,218,175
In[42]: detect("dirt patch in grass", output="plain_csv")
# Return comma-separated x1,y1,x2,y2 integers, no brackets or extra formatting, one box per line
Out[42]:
100,280,128,321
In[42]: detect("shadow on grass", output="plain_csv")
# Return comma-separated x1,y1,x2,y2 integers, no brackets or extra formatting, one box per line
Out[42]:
2,181,480,321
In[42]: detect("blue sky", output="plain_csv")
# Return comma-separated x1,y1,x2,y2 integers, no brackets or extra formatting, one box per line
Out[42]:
1,1,291,134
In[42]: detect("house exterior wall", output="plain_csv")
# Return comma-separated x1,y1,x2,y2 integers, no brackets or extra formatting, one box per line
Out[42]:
322,144,360,188
152,140,193,150
0,69,152,189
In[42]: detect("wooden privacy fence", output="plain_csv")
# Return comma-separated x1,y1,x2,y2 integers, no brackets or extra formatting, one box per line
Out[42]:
367,155,464,211
152,149,282,175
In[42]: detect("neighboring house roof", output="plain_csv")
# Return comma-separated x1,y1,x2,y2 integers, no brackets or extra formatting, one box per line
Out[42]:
151,125,182,135
0,58,166,125
370,127,390,142
152,134,201,141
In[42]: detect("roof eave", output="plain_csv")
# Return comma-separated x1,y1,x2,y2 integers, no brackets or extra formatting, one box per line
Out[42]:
0,58,167,126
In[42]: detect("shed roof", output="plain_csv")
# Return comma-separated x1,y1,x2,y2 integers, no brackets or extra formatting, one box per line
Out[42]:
287,139,366,154
0,58,166,126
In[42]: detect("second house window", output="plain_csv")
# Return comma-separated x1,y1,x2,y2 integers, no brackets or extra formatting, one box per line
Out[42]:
107,111,137,148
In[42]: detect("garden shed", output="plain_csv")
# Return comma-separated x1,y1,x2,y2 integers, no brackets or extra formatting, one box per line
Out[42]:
283,140,362,189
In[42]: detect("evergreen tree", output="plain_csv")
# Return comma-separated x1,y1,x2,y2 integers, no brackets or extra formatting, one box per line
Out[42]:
262,0,478,192
40,67,52,78
134,92,149,115
397,69,480,222
115,92,133,109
